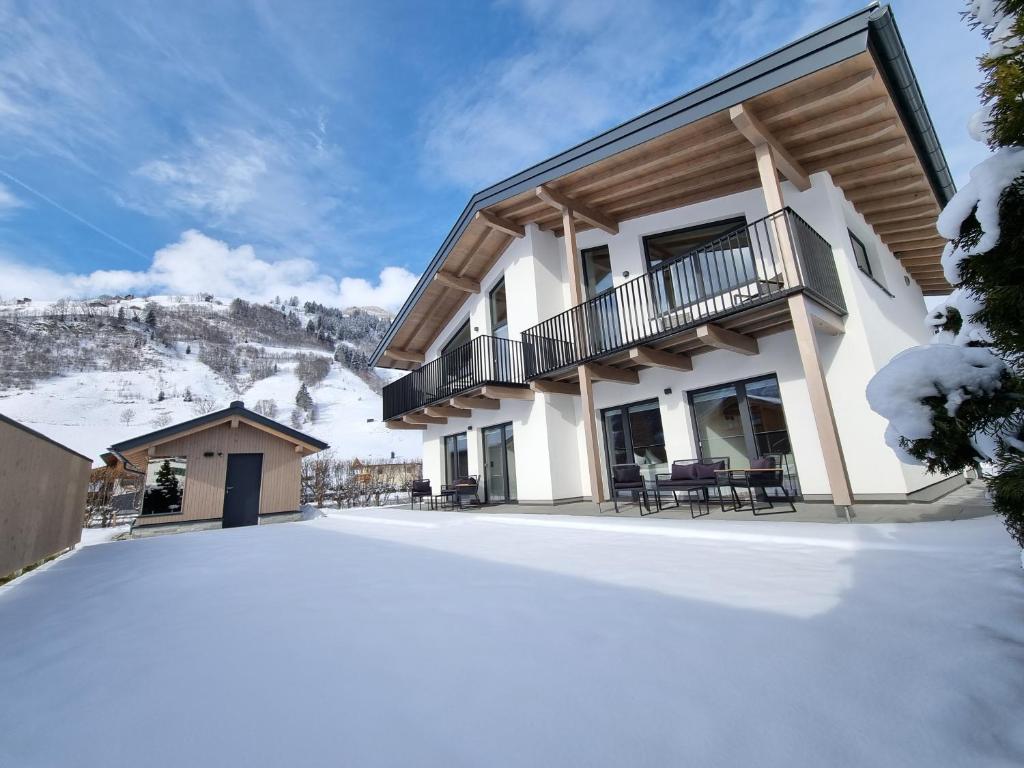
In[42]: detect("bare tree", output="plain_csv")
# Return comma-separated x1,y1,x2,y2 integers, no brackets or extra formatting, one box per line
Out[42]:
253,398,278,418
119,408,136,427
191,397,216,415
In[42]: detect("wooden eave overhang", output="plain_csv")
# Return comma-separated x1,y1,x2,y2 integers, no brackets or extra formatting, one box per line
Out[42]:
108,405,329,459
372,3,954,370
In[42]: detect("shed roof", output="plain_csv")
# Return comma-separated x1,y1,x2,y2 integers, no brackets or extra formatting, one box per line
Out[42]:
108,400,329,455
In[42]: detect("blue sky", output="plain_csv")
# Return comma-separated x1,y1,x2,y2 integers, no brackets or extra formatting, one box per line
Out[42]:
0,0,988,309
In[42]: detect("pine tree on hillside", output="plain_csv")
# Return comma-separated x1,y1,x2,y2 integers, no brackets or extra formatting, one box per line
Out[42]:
296,382,313,413
867,1,1024,547
145,308,157,328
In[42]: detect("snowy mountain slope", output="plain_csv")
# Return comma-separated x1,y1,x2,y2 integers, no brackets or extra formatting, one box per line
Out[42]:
0,295,418,464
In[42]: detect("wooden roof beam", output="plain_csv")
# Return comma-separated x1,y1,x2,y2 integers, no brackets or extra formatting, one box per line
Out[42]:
729,103,811,191
760,69,876,124
425,405,471,419
584,362,640,384
475,210,525,238
386,420,427,430
628,346,693,372
480,385,535,401
387,348,425,365
404,413,447,425
866,205,939,226
859,190,935,215
433,271,481,294
776,97,888,144
831,159,918,189
873,220,938,237
535,185,619,235
696,323,759,355
794,119,899,161
847,177,928,203
450,396,498,410
806,138,908,175
530,379,581,395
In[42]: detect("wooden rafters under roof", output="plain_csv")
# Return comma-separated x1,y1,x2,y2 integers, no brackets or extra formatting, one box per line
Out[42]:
378,40,951,370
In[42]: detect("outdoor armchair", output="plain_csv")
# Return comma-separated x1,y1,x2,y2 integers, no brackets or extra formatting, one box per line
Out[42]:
720,455,795,515
410,479,432,510
654,457,734,516
610,464,652,515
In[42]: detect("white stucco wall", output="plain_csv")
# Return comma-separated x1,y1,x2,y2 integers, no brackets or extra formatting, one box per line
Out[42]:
409,172,943,504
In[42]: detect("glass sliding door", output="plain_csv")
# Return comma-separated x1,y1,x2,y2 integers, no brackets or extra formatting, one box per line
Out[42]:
690,384,749,470
481,423,516,503
688,375,799,495
601,399,668,483
581,245,621,355
444,432,469,485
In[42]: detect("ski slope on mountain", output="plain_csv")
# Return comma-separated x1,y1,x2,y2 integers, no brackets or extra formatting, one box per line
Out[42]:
0,296,418,464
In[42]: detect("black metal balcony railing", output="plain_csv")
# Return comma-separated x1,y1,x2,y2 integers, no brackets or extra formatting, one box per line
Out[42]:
383,335,527,421
522,208,844,378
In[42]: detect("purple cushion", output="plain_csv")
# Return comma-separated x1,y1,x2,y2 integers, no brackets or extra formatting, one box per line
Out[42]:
671,463,699,481
751,457,776,470
613,465,642,484
695,461,725,479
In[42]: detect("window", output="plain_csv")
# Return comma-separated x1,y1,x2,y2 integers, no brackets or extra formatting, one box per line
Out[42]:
489,278,507,335
141,457,187,516
643,217,751,309
581,245,614,299
849,230,873,277
441,320,471,355
688,375,800,495
444,432,469,484
601,399,667,483
849,230,892,296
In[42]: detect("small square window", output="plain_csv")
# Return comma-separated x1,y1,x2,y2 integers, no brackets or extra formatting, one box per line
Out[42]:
489,278,507,333
849,230,873,278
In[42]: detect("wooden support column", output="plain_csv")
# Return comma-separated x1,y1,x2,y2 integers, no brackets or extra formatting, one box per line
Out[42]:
742,121,853,508
789,294,854,507
561,207,605,504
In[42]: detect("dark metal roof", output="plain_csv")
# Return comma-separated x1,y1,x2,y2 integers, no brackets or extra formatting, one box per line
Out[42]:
371,2,953,367
108,401,330,453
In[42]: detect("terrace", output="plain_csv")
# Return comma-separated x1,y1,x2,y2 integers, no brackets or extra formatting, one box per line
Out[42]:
382,335,530,424
522,208,845,384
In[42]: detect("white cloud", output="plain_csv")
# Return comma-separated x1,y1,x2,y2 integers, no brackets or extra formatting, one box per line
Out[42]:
0,230,418,312
337,267,421,311
0,182,23,217
125,127,348,258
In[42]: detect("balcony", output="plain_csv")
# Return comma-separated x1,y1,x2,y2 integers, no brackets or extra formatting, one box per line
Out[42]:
522,208,845,379
383,335,529,422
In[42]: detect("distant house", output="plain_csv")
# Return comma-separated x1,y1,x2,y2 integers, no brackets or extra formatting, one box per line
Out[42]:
351,458,421,488
108,400,328,537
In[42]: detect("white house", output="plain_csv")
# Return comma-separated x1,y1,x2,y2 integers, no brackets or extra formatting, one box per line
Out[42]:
371,4,957,513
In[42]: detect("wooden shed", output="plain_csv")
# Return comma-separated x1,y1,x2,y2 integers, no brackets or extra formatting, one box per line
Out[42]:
108,400,328,537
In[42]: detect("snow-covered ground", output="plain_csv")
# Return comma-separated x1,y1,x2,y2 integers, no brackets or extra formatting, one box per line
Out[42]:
1,512,1021,767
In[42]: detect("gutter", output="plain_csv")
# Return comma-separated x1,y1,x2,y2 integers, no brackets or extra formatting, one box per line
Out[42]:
867,4,956,206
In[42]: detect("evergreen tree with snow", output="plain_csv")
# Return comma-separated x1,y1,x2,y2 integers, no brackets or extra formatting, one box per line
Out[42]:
144,308,157,328
868,1,1024,547
296,382,313,413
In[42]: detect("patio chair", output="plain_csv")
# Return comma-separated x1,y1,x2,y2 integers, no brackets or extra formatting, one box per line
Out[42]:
443,476,481,508
654,457,736,517
410,479,432,510
610,464,652,515
725,454,796,515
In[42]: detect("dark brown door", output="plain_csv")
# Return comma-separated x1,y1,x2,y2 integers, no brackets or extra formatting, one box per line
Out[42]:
222,453,263,528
